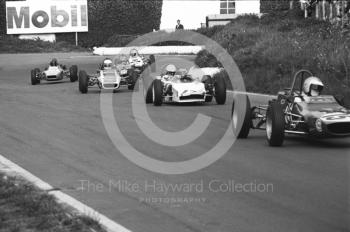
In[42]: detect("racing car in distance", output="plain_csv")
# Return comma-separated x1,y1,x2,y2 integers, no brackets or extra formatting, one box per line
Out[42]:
78,58,139,93
30,58,78,85
145,64,227,106
232,69,350,146
129,48,156,73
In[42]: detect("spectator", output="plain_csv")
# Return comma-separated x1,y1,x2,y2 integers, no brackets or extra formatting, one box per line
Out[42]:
175,20,184,30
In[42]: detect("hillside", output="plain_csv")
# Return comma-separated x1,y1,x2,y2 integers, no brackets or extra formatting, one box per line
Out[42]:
195,9,350,99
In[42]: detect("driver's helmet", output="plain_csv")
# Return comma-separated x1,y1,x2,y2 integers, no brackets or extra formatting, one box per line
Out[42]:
130,49,139,57
50,58,58,66
303,76,324,96
103,58,113,69
165,64,177,76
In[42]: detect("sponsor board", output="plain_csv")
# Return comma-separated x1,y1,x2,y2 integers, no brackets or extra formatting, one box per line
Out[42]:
6,0,88,34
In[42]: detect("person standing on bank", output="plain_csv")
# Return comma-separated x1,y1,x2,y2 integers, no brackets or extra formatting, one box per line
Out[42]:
176,20,184,30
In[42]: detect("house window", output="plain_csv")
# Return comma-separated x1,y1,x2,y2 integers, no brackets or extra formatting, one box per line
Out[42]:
220,0,235,14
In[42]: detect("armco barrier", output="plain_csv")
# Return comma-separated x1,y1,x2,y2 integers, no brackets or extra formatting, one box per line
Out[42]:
92,46,205,56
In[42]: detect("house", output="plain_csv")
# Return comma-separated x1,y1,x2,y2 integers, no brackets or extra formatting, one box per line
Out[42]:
160,0,261,29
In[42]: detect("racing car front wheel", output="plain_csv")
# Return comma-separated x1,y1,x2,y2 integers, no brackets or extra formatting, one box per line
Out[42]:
145,82,153,104
266,101,285,146
69,65,78,82
152,79,163,106
30,68,40,85
79,70,89,94
214,75,226,105
149,55,156,72
232,96,251,138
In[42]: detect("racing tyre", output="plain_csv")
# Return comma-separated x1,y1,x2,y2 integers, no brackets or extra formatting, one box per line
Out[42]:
152,79,163,106
31,68,40,85
128,70,138,90
266,101,285,146
231,96,251,138
69,65,78,82
145,82,153,104
149,55,156,72
214,75,226,105
79,70,89,94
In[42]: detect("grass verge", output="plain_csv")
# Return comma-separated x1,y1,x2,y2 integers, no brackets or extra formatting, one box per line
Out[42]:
0,172,106,232
0,36,87,53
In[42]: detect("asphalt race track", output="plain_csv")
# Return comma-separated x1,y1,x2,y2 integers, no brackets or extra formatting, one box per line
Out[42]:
0,53,349,232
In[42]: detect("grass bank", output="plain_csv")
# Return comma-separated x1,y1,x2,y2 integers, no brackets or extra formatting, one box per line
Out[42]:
195,9,350,97
0,172,105,232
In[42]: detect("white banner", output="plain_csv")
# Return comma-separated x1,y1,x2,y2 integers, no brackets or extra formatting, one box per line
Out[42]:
6,0,88,34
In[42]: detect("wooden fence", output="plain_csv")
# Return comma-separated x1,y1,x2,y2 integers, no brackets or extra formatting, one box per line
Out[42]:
300,0,350,25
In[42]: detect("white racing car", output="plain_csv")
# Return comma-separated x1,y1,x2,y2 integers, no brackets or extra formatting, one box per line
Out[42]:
129,48,156,73
145,64,227,106
78,58,139,93
30,58,78,85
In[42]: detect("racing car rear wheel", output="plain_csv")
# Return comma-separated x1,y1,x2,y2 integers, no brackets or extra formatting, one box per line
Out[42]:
69,65,78,82
214,75,226,105
31,68,40,85
79,70,89,94
232,96,251,138
149,55,156,72
266,101,285,146
152,79,163,106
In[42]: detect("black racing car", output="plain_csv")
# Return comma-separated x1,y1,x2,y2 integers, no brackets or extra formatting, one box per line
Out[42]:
232,69,350,146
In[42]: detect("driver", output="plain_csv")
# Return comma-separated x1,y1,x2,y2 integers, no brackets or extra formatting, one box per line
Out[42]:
102,58,113,70
162,64,177,95
162,64,177,81
302,76,324,97
50,58,58,66
129,49,143,65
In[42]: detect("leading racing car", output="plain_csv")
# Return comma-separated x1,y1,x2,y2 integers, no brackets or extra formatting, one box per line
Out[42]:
30,58,78,85
232,69,350,146
145,64,227,106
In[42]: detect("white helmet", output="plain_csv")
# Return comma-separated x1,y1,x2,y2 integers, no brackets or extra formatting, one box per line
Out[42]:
165,64,177,75
303,76,324,96
103,58,113,69
130,49,138,57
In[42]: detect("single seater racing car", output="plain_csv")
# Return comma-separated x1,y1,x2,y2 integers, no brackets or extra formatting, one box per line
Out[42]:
128,48,156,73
78,58,139,93
30,58,78,85
145,64,227,106
232,69,350,146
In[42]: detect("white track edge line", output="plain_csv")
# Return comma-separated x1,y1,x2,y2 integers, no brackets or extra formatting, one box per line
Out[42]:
0,154,132,232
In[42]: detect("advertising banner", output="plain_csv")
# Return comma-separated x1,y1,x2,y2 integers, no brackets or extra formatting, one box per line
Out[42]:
6,0,88,34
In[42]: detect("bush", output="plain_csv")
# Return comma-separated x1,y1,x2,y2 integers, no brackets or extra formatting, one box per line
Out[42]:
0,35,86,53
195,12,350,96
194,49,222,68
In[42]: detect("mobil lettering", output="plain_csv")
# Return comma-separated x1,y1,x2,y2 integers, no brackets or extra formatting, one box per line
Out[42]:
7,5,88,29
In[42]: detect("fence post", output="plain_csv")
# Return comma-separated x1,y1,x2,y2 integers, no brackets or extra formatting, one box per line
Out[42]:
316,2,319,19
329,2,333,20
322,0,326,20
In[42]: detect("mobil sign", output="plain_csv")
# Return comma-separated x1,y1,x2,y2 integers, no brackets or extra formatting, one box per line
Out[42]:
6,0,88,34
